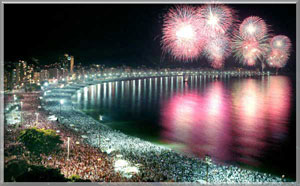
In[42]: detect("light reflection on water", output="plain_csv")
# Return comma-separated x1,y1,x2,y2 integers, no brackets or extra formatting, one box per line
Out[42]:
75,75,294,171
161,76,291,166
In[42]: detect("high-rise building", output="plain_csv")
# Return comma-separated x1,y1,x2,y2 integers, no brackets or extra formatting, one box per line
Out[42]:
33,72,40,84
40,69,49,82
15,60,27,86
12,69,17,88
26,64,35,84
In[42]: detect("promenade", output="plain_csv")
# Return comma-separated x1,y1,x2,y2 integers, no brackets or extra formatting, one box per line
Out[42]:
4,73,287,183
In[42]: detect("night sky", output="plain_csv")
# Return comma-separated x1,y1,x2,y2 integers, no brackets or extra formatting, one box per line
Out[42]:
4,4,296,70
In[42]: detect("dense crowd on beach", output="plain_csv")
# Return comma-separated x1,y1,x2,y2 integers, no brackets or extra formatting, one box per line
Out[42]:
4,93,131,182
4,84,287,183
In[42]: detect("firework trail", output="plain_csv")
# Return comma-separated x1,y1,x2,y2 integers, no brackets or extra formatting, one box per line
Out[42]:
267,35,291,68
232,16,270,66
203,34,231,68
161,5,205,61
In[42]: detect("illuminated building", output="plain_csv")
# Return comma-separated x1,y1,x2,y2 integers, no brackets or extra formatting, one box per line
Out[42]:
33,72,40,84
16,60,27,86
40,69,49,82
26,64,35,84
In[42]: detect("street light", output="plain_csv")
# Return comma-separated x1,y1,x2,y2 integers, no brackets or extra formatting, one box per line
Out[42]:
35,112,39,125
60,99,64,115
67,136,70,160
20,101,23,128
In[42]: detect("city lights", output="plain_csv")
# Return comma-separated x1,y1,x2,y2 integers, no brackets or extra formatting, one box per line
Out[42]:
3,3,295,184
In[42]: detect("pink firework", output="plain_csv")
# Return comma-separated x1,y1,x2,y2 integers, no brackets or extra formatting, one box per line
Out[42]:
198,4,235,37
232,16,270,66
232,35,270,66
162,5,205,61
267,49,289,68
270,35,291,52
242,38,261,66
267,35,291,68
239,16,268,40
203,34,231,68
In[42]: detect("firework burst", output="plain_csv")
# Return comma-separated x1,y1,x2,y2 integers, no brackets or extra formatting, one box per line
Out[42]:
267,35,291,68
270,35,291,52
267,49,289,68
161,5,205,61
198,4,235,37
160,5,292,70
232,16,270,66
203,34,231,68
239,16,268,40
232,34,270,66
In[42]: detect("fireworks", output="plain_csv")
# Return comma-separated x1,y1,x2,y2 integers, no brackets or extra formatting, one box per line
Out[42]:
161,4,234,64
267,49,289,68
198,4,235,37
270,35,291,51
232,36,270,66
161,4,292,70
198,4,235,68
232,16,270,66
267,35,291,68
161,5,205,61
239,16,268,40
203,34,231,68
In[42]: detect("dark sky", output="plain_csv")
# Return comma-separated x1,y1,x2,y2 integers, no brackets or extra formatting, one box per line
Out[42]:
4,4,296,70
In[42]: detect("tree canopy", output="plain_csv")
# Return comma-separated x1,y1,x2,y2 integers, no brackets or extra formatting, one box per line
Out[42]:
18,127,63,155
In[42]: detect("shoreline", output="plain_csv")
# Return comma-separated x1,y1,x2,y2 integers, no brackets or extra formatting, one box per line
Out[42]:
40,75,289,183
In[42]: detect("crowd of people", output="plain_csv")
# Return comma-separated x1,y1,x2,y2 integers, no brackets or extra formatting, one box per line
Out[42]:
4,83,286,183
4,93,132,182
41,84,284,183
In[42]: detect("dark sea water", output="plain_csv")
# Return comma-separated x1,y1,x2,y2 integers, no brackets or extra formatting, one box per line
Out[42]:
73,75,296,180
